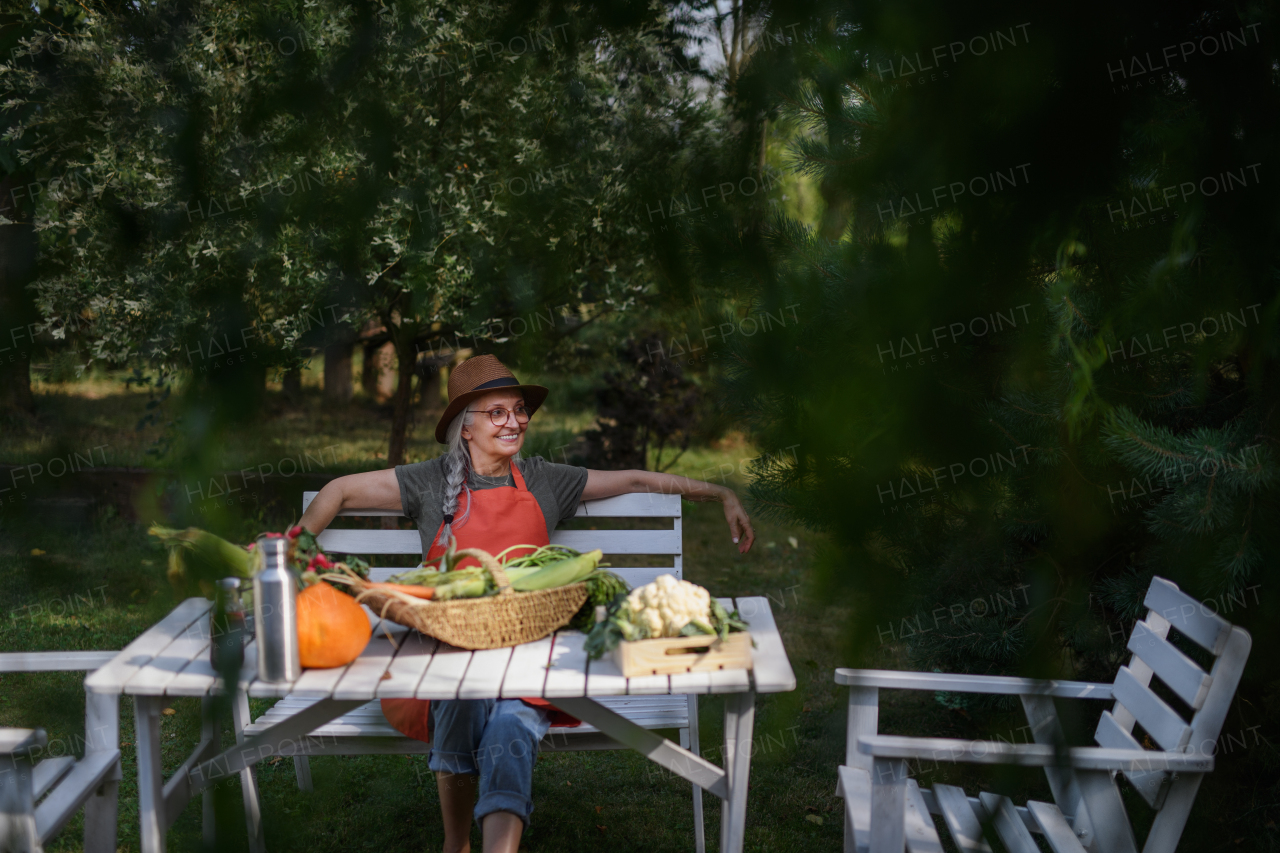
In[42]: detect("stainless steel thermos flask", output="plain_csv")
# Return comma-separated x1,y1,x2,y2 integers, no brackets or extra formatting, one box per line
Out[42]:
253,537,300,682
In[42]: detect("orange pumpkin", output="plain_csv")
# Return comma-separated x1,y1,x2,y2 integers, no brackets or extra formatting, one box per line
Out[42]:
296,581,371,668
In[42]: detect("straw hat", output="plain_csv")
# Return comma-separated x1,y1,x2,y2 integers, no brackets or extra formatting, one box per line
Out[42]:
434,354,549,443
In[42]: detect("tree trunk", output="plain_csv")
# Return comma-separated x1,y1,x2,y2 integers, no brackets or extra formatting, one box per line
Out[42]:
375,342,398,401
418,360,442,411
282,367,303,401
387,339,418,467
361,341,396,401
0,174,37,417
324,342,353,402
361,341,381,397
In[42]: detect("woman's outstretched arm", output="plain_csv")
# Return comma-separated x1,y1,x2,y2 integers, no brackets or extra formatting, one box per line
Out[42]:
298,469,402,535
582,469,755,553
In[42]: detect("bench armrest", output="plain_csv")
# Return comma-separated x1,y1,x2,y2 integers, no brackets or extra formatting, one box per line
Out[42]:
0,651,119,673
0,727,48,757
857,734,1213,773
835,668,1114,699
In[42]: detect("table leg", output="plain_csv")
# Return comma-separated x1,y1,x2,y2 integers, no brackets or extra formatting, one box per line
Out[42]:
719,698,737,853
200,698,219,848
83,691,120,853
720,691,755,853
684,694,705,853
231,691,266,853
548,698,728,799
188,698,365,791
134,695,167,853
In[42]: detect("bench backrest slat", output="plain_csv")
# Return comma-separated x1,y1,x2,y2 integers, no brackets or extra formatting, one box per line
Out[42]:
1110,666,1192,752
304,489,683,590
1142,577,1232,655
1126,620,1213,710
313,520,680,556
301,490,681,519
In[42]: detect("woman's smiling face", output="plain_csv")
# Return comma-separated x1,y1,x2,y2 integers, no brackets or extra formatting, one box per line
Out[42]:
461,390,528,463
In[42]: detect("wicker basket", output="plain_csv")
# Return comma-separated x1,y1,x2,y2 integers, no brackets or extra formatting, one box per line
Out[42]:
337,552,588,650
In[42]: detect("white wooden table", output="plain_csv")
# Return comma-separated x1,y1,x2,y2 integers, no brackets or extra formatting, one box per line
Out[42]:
84,595,795,853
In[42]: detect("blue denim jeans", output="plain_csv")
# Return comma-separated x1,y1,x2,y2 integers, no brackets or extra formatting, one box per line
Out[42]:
428,699,551,828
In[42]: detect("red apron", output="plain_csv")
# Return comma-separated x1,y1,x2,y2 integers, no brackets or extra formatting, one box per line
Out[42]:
380,461,581,742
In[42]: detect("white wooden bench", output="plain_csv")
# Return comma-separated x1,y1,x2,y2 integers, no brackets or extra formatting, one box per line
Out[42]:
0,651,121,853
834,575,1252,853
237,489,706,851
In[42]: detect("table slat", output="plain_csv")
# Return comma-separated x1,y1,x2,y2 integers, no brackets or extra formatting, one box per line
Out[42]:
86,598,211,694
166,652,218,697
668,669,713,695
458,647,516,700
288,660,355,698
416,643,473,699
376,632,438,699
543,631,588,698
626,672,672,695
125,634,210,695
500,637,554,698
705,667,752,693
733,596,796,693
333,637,401,700
584,650,629,696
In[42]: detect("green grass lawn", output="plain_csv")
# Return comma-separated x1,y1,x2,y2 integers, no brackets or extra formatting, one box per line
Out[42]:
4,363,732,477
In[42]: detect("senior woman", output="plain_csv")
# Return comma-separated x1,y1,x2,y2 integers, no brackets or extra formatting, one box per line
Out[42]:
298,354,753,853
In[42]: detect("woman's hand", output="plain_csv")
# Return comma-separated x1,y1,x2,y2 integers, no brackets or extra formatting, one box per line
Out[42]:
582,468,755,553
722,491,755,554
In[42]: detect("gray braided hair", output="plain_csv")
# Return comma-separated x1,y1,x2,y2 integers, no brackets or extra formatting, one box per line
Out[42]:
437,405,522,549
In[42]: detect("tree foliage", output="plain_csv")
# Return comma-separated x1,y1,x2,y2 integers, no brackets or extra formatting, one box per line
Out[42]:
2,0,721,466
697,0,1279,697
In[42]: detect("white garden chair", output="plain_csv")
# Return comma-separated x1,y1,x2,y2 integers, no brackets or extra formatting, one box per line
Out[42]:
234,490,706,851
834,575,1252,853
0,651,121,853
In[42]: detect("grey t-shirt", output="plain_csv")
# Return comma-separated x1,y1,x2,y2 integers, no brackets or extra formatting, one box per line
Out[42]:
395,456,588,558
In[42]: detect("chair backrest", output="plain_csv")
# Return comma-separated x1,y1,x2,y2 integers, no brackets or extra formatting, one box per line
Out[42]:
1095,576,1252,813
302,489,682,589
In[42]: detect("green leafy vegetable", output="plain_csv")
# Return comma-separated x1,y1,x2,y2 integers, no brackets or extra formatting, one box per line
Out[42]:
568,570,630,632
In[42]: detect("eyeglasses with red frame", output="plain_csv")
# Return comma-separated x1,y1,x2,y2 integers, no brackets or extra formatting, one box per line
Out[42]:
468,405,531,426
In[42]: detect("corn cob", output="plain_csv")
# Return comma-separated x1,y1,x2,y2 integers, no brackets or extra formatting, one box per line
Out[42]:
433,574,489,600
510,550,603,591
149,525,256,587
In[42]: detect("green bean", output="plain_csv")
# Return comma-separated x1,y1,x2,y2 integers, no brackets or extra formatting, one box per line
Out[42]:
497,543,581,569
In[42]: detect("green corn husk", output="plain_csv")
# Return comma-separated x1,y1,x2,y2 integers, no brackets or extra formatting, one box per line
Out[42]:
433,574,489,600
510,550,602,591
388,565,485,586
150,525,255,591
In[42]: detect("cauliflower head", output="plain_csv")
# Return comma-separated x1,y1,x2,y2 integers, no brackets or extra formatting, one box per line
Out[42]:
625,574,712,638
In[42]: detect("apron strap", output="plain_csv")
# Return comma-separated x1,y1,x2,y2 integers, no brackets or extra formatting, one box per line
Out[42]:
428,460,529,556
509,459,529,492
